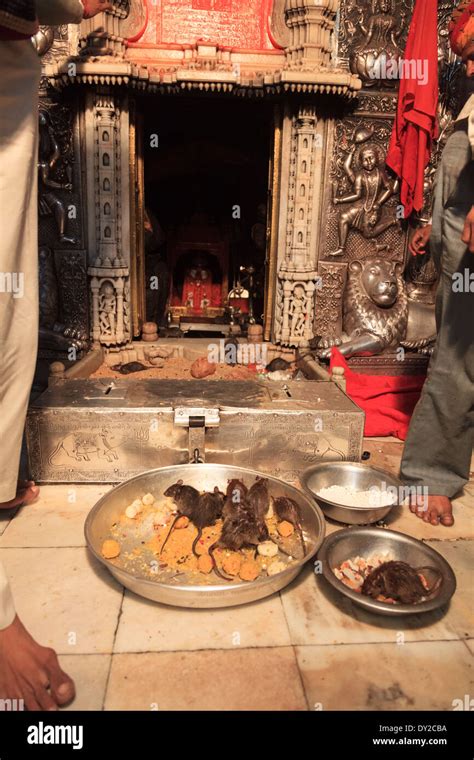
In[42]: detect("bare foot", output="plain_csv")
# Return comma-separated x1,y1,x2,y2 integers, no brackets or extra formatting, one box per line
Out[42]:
0,481,39,510
0,616,75,710
409,494,454,527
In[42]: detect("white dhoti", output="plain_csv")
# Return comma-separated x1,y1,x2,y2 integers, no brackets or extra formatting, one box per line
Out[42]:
0,37,41,628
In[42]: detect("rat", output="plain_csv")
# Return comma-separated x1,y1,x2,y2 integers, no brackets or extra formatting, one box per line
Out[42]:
160,480,200,554
209,499,269,581
191,487,225,557
273,496,306,555
361,561,441,604
222,478,248,519
111,361,147,375
266,357,294,373
219,503,269,551
247,477,270,521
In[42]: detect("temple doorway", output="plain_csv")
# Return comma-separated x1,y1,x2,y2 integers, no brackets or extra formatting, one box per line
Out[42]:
134,95,275,334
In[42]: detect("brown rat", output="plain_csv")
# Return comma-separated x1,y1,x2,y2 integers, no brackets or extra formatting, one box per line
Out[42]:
191,487,225,557
361,561,441,604
247,477,270,521
273,496,306,555
111,361,147,375
161,481,200,554
222,478,248,519
219,503,269,551
209,500,269,581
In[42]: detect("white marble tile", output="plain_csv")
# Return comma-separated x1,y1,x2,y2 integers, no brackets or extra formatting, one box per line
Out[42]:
105,648,307,710
463,639,474,656
296,640,473,711
1,547,123,654
0,485,110,548
0,509,17,536
424,540,474,639
114,590,291,652
59,654,111,711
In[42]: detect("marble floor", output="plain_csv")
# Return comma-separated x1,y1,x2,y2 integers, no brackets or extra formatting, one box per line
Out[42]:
1,438,472,711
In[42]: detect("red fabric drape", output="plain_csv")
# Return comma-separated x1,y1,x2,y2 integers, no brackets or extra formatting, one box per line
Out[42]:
329,348,426,441
386,0,439,217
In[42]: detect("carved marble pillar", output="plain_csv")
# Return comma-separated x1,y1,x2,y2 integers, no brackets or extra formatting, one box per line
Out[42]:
79,0,129,57
284,0,339,70
273,104,325,347
85,90,131,347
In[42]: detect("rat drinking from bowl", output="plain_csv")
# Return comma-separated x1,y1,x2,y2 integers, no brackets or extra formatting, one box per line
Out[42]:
334,553,442,604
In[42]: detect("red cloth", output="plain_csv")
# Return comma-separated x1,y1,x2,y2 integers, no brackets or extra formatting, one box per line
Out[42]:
329,348,426,441
386,0,439,217
449,1,474,57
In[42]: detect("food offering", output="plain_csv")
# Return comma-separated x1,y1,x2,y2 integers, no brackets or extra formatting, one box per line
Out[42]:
333,554,442,605
100,476,307,586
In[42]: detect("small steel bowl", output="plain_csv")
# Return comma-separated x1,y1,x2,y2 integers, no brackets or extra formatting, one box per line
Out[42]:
318,526,456,616
300,461,402,525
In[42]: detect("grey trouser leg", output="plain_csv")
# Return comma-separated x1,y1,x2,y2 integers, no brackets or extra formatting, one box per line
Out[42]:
400,130,474,497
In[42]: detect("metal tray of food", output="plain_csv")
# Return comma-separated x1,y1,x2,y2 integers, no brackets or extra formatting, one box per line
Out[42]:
85,463,326,608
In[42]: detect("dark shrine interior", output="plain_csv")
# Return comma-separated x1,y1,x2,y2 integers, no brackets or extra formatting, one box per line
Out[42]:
141,95,273,324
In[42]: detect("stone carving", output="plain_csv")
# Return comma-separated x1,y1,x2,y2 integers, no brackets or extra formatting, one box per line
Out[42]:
117,0,147,41
323,118,403,262
312,262,348,349
79,0,130,57
318,257,436,358
270,0,291,48
327,124,399,258
88,93,131,346
32,26,54,56
38,109,75,244
274,104,321,347
39,246,88,353
285,106,318,268
405,253,438,305
33,24,72,63
288,283,308,337
339,0,411,86
276,277,318,347
55,249,89,337
354,92,397,114
284,0,339,70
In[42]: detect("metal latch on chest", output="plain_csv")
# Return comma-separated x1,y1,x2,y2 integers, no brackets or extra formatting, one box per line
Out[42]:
174,407,220,463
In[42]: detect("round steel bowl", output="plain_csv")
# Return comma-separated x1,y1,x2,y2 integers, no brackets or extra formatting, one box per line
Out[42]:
85,463,325,608
300,461,402,525
318,526,456,616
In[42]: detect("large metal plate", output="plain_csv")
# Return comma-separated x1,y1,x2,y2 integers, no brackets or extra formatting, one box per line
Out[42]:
85,463,326,608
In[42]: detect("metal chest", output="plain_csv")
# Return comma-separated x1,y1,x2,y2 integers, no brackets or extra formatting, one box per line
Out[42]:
26,378,364,483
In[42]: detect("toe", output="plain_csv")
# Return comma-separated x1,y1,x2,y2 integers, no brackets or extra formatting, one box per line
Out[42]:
24,689,41,711
34,683,58,711
46,653,75,706
20,485,40,505
440,511,454,527
429,509,440,525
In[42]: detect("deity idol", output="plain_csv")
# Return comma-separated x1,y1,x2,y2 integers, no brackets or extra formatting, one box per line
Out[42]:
329,143,398,257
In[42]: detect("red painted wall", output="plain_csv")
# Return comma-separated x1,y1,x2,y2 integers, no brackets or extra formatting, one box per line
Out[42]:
140,0,275,50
